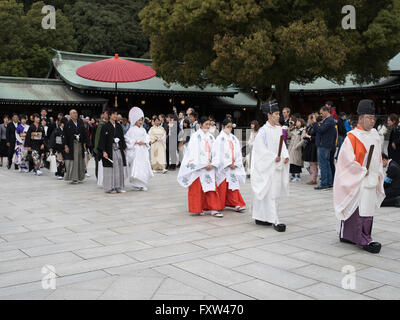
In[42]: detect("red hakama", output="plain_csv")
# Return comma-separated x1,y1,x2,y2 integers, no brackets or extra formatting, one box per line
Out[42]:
188,178,223,213
218,180,246,209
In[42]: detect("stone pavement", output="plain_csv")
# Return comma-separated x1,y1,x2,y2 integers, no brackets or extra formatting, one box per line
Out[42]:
0,163,399,300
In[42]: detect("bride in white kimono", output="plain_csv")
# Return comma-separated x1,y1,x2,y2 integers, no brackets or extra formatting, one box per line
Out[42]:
124,107,153,191
251,100,290,232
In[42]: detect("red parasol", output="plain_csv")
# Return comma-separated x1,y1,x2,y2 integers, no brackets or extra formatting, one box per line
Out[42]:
76,54,156,107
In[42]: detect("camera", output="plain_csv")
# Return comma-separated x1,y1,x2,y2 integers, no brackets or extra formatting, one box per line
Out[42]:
316,116,323,123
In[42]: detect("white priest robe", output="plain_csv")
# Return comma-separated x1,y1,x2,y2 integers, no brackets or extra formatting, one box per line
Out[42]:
251,122,289,224
334,127,385,220
333,126,385,245
125,125,153,189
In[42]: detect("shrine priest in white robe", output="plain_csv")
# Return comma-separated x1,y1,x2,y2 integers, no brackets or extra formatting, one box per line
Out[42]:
333,99,385,254
125,107,153,191
251,100,290,232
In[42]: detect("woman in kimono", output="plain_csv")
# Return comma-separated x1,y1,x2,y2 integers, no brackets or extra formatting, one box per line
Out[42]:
208,117,219,139
125,107,153,191
178,119,192,166
301,114,319,185
245,120,259,176
13,115,29,172
49,118,67,179
288,118,306,181
40,118,50,169
178,116,224,217
25,113,45,176
148,118,167,173
212,118,246,212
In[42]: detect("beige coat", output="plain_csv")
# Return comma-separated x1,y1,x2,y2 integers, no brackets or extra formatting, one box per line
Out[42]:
288,128,305,167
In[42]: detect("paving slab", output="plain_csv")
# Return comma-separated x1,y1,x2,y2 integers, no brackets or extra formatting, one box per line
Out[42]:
1,164,399,300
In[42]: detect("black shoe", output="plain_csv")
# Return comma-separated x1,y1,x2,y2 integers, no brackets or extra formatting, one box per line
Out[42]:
7,164,11,170
255,220,273,226
340,238,355,245
363,242,381,254
314,185,329,190
274,224,286,232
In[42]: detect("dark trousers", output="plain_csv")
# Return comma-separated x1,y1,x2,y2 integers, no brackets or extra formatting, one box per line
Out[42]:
336,135,345,159
382,187,400,207
7,145,18,169
95,153,99,178
330,147,336,182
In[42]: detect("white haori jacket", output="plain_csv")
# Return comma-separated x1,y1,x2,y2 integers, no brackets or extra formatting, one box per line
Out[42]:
251,122,290,200
125,125,153,185
212,130,246,191
333,127,385,220
177,129,217,192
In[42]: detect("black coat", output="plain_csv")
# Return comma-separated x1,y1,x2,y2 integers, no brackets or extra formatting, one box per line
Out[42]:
302,125,318,162
388,127,400,164
50,126,66,154
64,119,88,161
337,118,347,137
98,121,126,168
6,122,18,147
385,160,400,199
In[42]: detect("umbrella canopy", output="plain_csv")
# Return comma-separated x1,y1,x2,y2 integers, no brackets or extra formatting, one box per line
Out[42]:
76,54,156,107
76,54,156,83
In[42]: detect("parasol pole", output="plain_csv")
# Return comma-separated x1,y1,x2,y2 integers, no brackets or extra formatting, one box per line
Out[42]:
114,82,118,107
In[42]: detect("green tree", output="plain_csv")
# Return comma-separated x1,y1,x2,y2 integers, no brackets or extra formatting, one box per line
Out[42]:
64,0,149,58
140,0,400,109
0,0,77,77
16,0,78,11
0,0,26,76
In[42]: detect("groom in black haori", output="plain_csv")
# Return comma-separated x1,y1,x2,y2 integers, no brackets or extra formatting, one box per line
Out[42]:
64,109,88,184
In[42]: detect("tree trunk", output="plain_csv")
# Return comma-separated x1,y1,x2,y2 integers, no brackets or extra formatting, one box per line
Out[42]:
275,79,291,109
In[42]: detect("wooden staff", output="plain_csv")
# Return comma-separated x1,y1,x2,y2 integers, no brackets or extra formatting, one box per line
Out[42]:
105,157,114,164
366,145,374,170
277,135,284,157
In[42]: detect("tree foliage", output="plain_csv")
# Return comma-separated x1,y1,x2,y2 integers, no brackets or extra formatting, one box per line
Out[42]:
0,0,77,77
64,0,149,58
0,0,150,77
140,0,400,106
